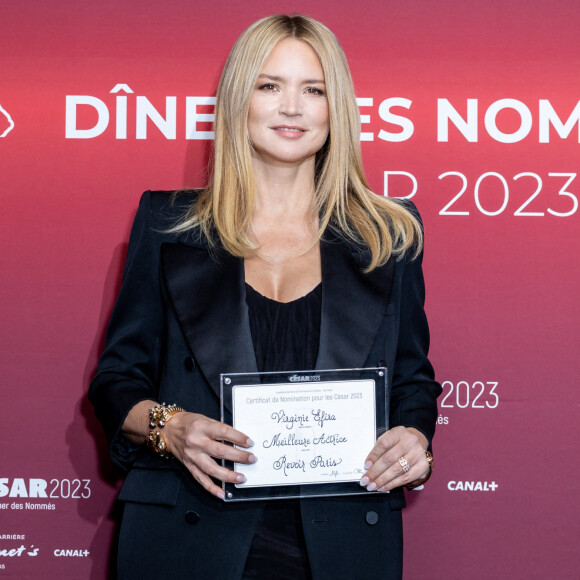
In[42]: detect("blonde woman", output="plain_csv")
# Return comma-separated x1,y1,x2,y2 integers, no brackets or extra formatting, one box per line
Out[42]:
90,14,440,579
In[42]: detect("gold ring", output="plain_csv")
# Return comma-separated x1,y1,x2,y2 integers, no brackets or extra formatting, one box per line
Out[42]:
397,456,410,474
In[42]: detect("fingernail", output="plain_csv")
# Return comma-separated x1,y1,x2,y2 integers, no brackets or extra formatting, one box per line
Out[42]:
217,490,225,500
364,460,373,470
377,485,386,492
366,482,377,492
359,476,370,487
236,474,247,483
246,438,255,447
248,454,258,464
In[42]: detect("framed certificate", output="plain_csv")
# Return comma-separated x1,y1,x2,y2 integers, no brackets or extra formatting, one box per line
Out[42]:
220,367,388,502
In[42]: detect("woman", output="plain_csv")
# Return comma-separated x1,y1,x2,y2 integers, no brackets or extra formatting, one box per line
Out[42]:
90,14,441,579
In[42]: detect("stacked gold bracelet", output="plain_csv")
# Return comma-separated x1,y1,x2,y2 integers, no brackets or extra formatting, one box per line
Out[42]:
146,403,185,457
405,450,434,490
149,403,186,429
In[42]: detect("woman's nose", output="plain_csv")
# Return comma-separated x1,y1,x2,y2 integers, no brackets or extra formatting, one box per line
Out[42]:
279,90,301,116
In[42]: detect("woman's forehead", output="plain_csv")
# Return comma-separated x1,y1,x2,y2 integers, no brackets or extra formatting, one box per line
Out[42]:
259,39,325,80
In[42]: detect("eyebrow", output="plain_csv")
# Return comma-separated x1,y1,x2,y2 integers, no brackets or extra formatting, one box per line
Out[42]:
257,74,325,84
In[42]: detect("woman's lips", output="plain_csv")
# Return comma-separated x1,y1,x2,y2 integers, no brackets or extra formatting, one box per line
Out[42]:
271,125,306,137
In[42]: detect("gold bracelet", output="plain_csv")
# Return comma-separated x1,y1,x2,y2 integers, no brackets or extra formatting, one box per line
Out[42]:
149,403,186,429
147,403,186,457
405,450,434,489
146,430,171,457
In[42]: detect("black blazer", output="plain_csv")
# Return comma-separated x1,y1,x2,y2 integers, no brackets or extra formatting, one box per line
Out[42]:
89,190,441,579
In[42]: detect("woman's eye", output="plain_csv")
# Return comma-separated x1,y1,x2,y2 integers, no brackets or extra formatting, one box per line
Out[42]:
306,87,325,96
258,83,278,91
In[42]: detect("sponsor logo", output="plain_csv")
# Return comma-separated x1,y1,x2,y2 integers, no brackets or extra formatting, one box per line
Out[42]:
0,545,38,557
53,549,90,557
289,375,320,382
0,104,15,137
447,480,498,491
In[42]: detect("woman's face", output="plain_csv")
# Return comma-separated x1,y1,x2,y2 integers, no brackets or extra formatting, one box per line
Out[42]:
247,38,330,169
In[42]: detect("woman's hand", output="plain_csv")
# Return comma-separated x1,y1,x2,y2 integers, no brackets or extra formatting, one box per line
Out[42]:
360,426,430,492
121,401,255,500
164,411,256,500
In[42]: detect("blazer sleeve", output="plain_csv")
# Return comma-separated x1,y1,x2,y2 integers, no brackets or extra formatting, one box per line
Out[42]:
89,191,166,470
389,224,441,448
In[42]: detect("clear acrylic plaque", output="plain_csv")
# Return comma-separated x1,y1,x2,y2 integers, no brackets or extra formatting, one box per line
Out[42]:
220,367,388,502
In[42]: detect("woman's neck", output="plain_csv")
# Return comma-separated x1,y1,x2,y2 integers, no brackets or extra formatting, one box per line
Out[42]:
252,158,317,224
245,158,322,302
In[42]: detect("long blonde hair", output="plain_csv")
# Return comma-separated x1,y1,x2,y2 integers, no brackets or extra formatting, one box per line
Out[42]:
172,14,423,270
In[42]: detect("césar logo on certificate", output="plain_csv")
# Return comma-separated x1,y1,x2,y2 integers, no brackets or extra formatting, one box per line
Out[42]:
289,374,321,382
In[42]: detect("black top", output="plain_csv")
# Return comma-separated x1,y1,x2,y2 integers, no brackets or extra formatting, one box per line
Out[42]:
242,282,322,580
245,282,322,373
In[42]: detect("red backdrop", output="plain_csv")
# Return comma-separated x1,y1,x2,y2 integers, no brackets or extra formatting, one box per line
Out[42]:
1,1,578,577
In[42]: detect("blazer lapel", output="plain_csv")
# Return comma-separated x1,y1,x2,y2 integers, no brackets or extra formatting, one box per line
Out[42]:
161,242,258,401
160,228,395,401
316,230,395,370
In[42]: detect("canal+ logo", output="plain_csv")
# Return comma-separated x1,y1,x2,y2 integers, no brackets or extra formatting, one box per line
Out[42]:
447,480,498,492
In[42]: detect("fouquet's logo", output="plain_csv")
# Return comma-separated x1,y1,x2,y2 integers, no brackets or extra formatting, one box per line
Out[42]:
0,103,15,137
0,545,39,557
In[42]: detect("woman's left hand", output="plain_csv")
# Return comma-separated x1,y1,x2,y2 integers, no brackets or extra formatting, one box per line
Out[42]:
360,426,430,492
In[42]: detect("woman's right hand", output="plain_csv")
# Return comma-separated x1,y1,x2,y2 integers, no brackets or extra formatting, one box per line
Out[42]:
164,411,257,499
